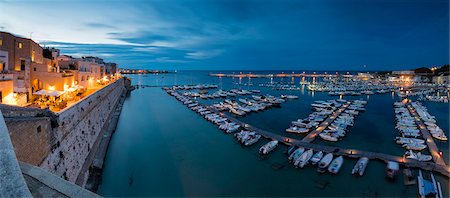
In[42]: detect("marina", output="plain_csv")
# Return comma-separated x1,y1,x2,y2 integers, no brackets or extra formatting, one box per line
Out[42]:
98,72,449,197
163,84,450,178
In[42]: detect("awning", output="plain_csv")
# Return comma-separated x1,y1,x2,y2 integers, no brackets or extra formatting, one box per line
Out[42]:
67,85,84,92
33,89,65,97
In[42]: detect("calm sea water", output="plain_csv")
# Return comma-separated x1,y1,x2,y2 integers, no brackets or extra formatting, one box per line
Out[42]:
98,71,449,197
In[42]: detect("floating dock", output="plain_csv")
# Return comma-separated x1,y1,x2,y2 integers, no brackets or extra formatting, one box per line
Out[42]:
301,102,350,143
207,107,450,177
406,104,447,166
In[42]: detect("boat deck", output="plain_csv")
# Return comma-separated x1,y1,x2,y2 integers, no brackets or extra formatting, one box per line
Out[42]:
301,102,350,143
208,107,450,177
406,104,447,166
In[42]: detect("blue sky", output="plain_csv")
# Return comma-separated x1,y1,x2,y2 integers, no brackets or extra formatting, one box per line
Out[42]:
0,0,448,71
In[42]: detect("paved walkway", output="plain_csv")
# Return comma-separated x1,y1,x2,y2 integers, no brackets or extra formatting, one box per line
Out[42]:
407,104,447,166
301,102,350,143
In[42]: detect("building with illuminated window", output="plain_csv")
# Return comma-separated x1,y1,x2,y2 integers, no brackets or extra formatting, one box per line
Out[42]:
0,31,118,107
0,31,44,105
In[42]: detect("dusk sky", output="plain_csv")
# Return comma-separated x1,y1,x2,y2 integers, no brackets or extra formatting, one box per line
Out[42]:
0,0,448,71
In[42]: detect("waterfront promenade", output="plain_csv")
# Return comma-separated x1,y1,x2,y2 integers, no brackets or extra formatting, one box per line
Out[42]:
207,107,450,177
302,102,350,143
407,104,447,166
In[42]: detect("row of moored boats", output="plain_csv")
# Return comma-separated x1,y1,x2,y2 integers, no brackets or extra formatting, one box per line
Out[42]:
287,146,369,176
319,100,367,142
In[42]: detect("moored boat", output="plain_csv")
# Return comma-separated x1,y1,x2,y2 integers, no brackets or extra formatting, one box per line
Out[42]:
328,156,344,174
317,153,333,173
351,157,369,176
259,140,279,155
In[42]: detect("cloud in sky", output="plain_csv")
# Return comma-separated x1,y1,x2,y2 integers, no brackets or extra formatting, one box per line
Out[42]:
0,0,448,70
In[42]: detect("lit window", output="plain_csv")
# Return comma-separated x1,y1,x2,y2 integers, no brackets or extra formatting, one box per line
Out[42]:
18,42,23,49
0,39,2,46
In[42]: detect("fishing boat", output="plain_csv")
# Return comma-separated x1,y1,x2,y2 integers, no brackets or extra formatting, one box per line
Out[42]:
259,140,278,155
317,153,333,173
328,156,344,174
294,149,314,168
351,157,369,176
310,151,323,165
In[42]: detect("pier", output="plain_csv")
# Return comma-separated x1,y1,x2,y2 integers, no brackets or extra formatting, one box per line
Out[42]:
210,73,354,78
407,104,447,166
207,107,450,177
301,102,350,143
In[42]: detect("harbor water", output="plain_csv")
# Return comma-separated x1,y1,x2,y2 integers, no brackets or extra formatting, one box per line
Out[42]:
98,71,449,197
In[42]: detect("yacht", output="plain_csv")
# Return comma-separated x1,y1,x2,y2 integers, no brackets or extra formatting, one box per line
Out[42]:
259,140,278,155
351,157,369,176
310,151,323,165
317,153,333,173
328,156,344,174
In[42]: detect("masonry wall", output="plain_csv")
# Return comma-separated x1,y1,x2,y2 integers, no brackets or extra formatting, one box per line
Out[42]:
3,78,126,184
6,117,53,165
40,78,125,182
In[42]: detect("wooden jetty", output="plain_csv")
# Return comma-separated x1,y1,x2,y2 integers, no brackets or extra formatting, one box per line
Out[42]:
407,104,447,166
301,102,350,143
207,107,450,177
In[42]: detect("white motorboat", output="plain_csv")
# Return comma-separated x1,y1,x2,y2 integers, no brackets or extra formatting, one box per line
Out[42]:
226,124,240,133
259,140,278,155
310,151,323,165
403,143,427,151
294,149,314,168
286,126,309,134
244,134,261,146
395,137,425,144
405,150,432,162
351,157,369,176
288,147,305,162
317,153,333,173
328,156,344,174
319,133,338,142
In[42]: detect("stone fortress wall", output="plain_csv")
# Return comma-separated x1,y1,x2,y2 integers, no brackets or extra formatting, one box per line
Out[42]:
2,78,128,185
